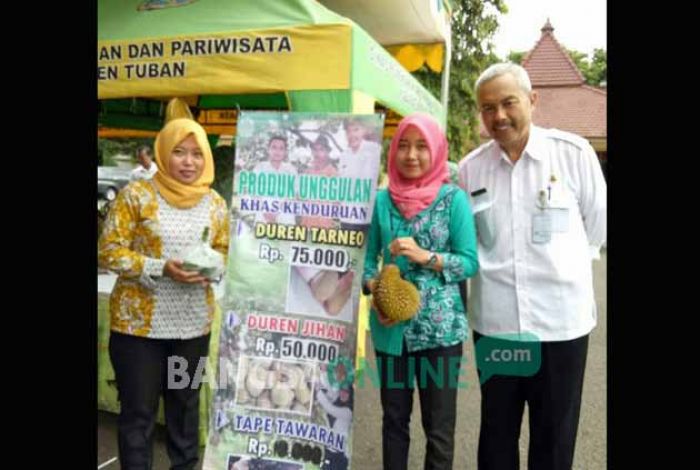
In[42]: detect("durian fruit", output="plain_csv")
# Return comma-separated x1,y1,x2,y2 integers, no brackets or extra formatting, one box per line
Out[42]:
271,383,295,409
256,390,273,409
245,363,268,398
373,264,420,322
265,369,278,389
295,372,312,405
236,386,251,405
254,358,274,369
271,365,299,409
292,401,308,413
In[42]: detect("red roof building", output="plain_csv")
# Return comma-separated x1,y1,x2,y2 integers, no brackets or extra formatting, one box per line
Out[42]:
481,20,607,168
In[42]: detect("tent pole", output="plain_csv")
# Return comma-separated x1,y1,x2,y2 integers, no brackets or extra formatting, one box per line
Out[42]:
440,23,452,122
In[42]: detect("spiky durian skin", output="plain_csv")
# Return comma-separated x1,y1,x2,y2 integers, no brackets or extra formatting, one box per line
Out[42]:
374,264,421,321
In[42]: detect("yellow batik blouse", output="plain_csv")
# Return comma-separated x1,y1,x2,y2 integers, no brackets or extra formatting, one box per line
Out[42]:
98,180,229,339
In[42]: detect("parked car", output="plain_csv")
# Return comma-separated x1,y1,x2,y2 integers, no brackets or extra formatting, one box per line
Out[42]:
98,166,132,201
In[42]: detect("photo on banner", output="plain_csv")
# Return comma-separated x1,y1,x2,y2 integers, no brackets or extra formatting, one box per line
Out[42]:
203,111,384,470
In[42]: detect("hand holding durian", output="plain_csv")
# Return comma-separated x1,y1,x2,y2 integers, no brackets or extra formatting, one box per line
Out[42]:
389,237,443,270
364,278,399,326
368,264,422,325
364,237,444,326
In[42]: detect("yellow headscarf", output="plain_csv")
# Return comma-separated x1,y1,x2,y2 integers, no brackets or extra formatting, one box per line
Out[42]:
152,118,215,209
165,97,194,122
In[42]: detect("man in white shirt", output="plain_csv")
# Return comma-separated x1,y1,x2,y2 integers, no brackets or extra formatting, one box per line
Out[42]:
251,135,297,225
338,117,382,228
130,145,158,181
458,63,606,470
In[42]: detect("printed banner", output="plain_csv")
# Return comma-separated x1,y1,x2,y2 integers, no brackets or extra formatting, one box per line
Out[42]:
98,25,351,99
203,111,384,469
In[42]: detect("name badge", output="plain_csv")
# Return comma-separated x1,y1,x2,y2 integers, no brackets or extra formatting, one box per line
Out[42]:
532,213,552,244
547,207,569,233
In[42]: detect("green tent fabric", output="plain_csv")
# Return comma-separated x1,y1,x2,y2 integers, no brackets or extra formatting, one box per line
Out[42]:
98,0,444,125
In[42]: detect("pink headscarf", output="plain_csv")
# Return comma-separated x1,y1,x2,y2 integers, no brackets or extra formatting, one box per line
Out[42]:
388,113,450,219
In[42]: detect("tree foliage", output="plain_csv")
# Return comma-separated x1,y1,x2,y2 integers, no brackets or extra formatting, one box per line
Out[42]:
507,50,526,64
98,137,154,166
583,48,607,87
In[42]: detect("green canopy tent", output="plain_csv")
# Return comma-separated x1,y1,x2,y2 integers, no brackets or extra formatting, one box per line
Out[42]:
98,0,449,446
98,0,445,137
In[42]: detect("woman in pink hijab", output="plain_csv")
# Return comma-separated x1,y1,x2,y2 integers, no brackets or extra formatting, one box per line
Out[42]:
362,113,479,470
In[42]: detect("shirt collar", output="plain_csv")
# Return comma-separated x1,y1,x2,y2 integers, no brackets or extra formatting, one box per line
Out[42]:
493,124,546,165
522,125,547,161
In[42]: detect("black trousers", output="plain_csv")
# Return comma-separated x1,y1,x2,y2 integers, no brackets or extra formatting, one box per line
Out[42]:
473,331,589,470
109,332,210,470
375,342,464,470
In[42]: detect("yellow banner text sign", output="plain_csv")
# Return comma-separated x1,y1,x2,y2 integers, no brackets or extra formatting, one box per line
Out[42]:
98,24,351,99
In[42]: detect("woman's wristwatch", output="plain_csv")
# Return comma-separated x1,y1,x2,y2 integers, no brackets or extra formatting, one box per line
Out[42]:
425,251,438,268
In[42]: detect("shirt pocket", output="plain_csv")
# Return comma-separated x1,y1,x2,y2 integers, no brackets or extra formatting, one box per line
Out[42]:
473,203,496,250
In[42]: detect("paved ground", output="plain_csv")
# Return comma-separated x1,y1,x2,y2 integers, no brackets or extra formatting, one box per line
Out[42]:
98,253,606,469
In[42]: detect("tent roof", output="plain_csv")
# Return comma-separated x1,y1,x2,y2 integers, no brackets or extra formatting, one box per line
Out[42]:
99,0,348,41
318,0,451,46
98,0,444,126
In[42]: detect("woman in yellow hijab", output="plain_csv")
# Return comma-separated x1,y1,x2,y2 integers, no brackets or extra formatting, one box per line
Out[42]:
98,116,229,469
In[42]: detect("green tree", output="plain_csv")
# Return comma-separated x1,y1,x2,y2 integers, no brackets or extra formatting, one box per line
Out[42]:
566,48,589,72
586,48,607,87
507,50,526,64
98,137,154,166
412,0,507,161
563,47,607,87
